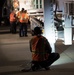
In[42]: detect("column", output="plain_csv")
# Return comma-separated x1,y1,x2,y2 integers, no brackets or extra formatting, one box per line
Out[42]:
64,16,72,45
44,0,56,52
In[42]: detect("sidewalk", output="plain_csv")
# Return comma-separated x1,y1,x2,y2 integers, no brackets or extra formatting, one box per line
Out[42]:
0,33,74,75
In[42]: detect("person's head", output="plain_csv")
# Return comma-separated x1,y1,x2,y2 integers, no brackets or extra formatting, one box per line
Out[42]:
21,8,25,12
12,10,15,14
34,27,42,35
24,10,27,13
17,8,19,11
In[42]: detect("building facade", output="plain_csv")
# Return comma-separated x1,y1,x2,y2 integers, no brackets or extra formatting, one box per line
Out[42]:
33,0,43,9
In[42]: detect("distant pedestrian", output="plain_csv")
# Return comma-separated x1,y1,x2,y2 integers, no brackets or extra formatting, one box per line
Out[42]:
17,8,29,37
10,10,17,33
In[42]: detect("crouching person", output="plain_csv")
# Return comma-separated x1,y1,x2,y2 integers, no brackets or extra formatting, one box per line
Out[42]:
29,27,60,71
21,26,60,72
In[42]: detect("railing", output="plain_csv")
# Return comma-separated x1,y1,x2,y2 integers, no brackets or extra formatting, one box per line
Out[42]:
30,16,44,30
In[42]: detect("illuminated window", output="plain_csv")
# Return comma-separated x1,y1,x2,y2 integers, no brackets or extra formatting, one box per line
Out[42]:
36,0,38,9
36,0,38,4
40,0,42,8
32,0,43,9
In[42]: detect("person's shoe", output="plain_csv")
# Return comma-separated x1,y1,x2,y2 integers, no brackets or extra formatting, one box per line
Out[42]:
31,65,41,71
21,68,31,72
45,67,50,70
25,35,28,37
20,36,23,37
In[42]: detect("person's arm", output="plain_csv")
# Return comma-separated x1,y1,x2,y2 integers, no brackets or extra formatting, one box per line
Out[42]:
45,38,52,54
29,39,32,52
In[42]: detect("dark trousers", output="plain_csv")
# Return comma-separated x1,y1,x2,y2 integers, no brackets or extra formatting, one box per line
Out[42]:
19,23,27,37
10,21,16,33
32,53,60,68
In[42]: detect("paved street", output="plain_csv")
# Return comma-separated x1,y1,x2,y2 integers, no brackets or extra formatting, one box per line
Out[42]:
0,33,74,75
